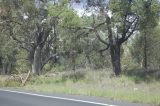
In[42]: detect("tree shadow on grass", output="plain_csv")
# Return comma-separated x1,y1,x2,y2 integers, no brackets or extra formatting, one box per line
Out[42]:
124,68,160,83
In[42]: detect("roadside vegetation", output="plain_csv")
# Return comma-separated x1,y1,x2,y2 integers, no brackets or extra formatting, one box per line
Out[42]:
0,68,160,105
0,0,160,106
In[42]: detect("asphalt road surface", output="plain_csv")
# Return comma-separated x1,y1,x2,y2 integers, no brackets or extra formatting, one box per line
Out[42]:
0,89,151,106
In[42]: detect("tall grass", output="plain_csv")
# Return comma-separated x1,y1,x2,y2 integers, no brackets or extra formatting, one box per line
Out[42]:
0,68,160,105
24,69,160,105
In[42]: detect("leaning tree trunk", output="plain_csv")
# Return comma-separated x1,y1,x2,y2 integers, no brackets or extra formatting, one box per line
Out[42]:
110,44,122,76
32,46,42,75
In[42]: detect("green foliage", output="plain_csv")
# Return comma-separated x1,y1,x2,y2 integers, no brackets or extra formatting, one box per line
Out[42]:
60,9,82,27
130,25,160,68
0,29,18,74
0,0,160,75
130,34,144,64
139,0,160,30
148,26,160,68
121,44,137,72
15,49,30,73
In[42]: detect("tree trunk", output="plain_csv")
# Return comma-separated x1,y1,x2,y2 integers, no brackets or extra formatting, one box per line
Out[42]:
28,46,36,71
143,32,148,71
2,63,7,75
86,54,91,65
0,58,2,74
6,63,11,74
110,44,122,76
106,16,122,76
32,46,42,75
71,50,76,71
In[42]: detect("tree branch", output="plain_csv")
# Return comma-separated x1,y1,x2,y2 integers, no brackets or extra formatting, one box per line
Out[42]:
94,30,109,45
8,24,31,51
119,15,139,44
99,45,110,53
41,53,57,70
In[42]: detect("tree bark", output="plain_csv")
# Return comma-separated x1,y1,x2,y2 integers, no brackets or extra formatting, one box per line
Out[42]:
2,63,7,75
110,44,121,76
6,63,11,74
2,63,11,75
143,32,148,71
0,58,2,74
32,46,42,75
106,16,121,76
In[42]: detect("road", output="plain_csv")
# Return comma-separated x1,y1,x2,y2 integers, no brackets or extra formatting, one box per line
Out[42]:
0,89,151,106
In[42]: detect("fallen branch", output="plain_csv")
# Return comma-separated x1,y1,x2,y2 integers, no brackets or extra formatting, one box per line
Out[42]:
18,71,31,86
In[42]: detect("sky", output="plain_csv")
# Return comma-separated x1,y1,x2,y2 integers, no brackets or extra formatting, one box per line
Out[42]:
70,0,109,17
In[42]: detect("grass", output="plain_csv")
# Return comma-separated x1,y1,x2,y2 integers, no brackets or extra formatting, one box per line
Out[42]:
0,75,20,87
0,68,160,105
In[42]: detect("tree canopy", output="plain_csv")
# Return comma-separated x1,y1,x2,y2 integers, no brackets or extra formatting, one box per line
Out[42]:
0,0,160,76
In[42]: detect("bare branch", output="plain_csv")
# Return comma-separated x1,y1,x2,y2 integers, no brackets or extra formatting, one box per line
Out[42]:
18,71,31,86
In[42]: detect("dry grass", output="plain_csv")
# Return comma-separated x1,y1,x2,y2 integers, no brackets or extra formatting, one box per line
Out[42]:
0,68,160,105
24,69,160,105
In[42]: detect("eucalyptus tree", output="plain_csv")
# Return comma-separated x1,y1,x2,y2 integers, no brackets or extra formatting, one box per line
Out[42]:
76,0,139,75
101,0,140,75
139,0,160,70
0,25,17,74
0,0,71,75
80,0,160,75
0,0,90,75
130,0,160,70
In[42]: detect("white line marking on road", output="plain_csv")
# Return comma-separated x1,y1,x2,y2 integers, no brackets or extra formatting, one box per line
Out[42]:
0,89,117,106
